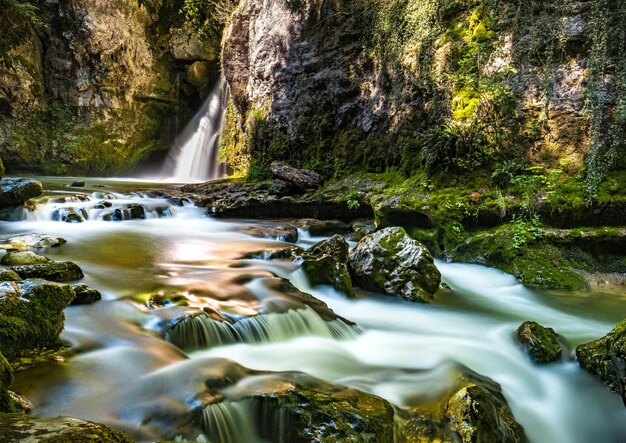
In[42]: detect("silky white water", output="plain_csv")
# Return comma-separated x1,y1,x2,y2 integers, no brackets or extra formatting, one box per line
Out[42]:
162,80,227,183
4,178,626,443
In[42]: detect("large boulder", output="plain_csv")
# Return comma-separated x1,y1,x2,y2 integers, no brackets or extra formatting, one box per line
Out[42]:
576,319,626,404
10,261,84,282
0,270,20,281
1,251,52,266
446,374,527,443
0,234,66,250
516,321,563,364
0,280,75,360
0,414,134,443
270,162,324,190
348,227,441,302
0,178,43,208
299,235,353,295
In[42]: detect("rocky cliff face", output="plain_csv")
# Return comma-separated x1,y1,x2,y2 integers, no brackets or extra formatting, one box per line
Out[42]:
0,0,221,175
221,0,625,183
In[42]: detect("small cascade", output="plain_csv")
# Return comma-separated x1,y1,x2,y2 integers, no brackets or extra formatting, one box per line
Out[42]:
165,306,359,351
201,401,257,443
163,79,228,183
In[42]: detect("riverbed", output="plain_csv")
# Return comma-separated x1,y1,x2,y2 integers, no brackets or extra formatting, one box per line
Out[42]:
3,177,626,442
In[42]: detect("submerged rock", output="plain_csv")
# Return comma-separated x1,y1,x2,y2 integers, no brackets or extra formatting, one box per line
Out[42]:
0,414,134,443
299,235,353,295
102,203,146,221
0,280,75,360
270,162,324,190
348,227,441,302
0,178,43,208
0,234,66,250
1,251,52,266
70,284,102,305
516,321,563,364
577,319,626,405
294,218,350,236
244,225,299,243
11,261,84,282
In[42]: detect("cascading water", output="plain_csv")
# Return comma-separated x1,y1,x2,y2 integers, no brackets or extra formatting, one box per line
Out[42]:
163,79,228,183
4,177,626,443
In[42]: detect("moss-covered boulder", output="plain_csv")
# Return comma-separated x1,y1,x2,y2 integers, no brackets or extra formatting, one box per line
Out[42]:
70,284,102,305
576,319,626,405
446,375,527,443
0,280,75,360
299,235,353,295
0,178,42,208
516,321,563,364
51,207,87,223
0,352,14,412
208,372,395,443
348,227,441,302
0,414,134,443
450,225,588,290
10,261,84,282
1,251,52,266
0,270,21,281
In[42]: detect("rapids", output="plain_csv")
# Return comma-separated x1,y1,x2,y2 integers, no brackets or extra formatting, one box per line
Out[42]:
3,177,626,443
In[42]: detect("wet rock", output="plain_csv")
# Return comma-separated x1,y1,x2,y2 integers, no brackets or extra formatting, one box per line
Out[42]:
155,206,173,218
0,280,75,360
576,318,626,405
295,218,350,236
52,207,87,223
167,197,192,207
11,261,84,282
446,373,528,443
70,181,86,187
270,162,324,190
0,414,134,443
374,198,435,230
350,219,375,241
244,225,299,243
0,234,66,250
348,227,441,302
299,235,353,295
0,178,43,208
94,200,113,209
0,270,20,282
103,203,146,221
268,179,295,196
516,321,563,364
0,352,14,412
244,245,305,260
1,251,52,266
70,284,102,305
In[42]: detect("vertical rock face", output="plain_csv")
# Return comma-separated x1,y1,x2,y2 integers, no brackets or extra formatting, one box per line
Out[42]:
220,0,623,176
0,0,220,175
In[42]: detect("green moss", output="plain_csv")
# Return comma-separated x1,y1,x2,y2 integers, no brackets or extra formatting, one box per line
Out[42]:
516,321,563,364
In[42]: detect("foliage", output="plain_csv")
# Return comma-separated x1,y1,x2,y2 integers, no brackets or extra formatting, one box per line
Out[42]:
246,160,271,181
0,0,43,67
347,189,361,210
491,160,518,188
511,213,543,249
181,0,238,42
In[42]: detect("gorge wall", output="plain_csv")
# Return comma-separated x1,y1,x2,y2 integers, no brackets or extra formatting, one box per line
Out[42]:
220,0,625,195
0,0,221,175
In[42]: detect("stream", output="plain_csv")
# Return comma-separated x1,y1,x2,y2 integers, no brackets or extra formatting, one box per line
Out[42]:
3,177,626,443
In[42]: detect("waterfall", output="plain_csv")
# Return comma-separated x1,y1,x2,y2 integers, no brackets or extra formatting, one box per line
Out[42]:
201,401,257,443
163,79,228,183
165,306,360,351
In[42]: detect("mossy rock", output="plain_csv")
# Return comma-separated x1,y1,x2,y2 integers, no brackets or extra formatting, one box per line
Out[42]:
0,280,75,360
349,227,441,302
1,251,53,266
446,376,527,443
10,261,84,282
300,235,353,295
0,157,4,180
450,225,587,290
0,270,21,281
70,284,102,305
516,321,563,364
0,178,43,208
0,414,134,442
576,318,626,405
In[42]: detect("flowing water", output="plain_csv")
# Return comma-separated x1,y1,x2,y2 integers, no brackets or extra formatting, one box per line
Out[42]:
161,80,228,183
3,177,626,443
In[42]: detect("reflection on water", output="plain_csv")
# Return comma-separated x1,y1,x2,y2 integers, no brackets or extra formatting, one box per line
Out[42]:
4,178,626,443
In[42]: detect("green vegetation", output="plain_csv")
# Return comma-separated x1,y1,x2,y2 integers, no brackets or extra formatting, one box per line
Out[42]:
0,0,42,67
182,0,238,42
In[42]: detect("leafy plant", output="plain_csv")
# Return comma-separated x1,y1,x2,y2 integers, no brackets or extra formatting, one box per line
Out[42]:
0,0,43,68
492,160,518,188
511,213,543,250
347,189,361,210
